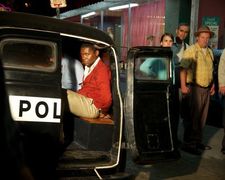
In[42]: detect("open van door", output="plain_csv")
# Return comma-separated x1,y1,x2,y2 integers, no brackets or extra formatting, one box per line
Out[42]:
0,26,62,177
124,46,180,163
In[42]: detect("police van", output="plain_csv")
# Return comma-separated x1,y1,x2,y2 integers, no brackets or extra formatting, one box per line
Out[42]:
0,11,179,179
0,11,125,179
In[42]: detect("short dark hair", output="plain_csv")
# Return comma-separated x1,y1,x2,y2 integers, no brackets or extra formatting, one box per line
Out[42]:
177,23,189,29
80,43,97,52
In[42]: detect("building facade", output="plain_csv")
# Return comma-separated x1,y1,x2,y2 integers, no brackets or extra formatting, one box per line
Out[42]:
59,0,225,61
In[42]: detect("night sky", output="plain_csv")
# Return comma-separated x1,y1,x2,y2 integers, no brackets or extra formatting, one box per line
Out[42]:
2,0,103,16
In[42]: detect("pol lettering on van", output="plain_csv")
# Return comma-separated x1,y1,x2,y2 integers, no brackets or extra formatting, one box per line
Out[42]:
9,95,61,123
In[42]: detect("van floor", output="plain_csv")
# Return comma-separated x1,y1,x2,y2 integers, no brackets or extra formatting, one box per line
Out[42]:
57,141,112,169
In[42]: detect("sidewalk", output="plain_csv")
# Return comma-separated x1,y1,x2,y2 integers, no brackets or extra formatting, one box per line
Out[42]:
125,125,225,180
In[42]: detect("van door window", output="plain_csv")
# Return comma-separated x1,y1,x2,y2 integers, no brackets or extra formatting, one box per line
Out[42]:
0,38,57,72
135,56,169,80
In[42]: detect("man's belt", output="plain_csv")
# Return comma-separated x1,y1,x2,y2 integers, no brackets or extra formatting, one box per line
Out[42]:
187,83,211,89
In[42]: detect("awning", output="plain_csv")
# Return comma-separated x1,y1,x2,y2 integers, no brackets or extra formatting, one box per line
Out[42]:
58,0,138,19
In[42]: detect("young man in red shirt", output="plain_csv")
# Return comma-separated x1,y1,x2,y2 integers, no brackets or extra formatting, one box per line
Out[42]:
67,43,112,118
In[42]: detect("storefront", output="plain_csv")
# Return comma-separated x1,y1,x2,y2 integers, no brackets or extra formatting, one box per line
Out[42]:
59,0,225,61
60,0,167,62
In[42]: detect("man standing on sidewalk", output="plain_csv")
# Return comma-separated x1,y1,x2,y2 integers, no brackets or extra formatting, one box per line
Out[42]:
180,26,215,155
171,23,190,147
218,49,225,154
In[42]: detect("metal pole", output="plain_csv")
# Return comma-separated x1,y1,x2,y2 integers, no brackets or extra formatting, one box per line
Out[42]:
127,3,131,50
100,10,104,31
56,7,60,19
189,0,199,44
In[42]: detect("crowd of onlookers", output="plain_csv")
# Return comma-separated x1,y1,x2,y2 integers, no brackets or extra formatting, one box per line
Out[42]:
157,23,225,156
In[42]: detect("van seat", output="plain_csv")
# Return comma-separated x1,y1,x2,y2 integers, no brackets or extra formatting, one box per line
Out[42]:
79,116,114,125
74,116,114,151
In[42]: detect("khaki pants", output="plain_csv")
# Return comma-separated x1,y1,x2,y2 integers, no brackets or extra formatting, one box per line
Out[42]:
67,90,99,118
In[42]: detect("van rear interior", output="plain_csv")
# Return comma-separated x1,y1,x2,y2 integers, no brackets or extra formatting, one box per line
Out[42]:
56,38,120,170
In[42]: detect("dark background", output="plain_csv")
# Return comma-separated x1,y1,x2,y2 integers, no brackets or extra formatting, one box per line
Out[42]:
1,0,103,16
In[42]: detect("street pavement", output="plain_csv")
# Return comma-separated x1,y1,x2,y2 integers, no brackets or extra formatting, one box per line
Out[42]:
125,123,225,180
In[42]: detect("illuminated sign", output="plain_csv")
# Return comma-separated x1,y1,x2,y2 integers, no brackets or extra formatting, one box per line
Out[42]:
50,0,67,8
